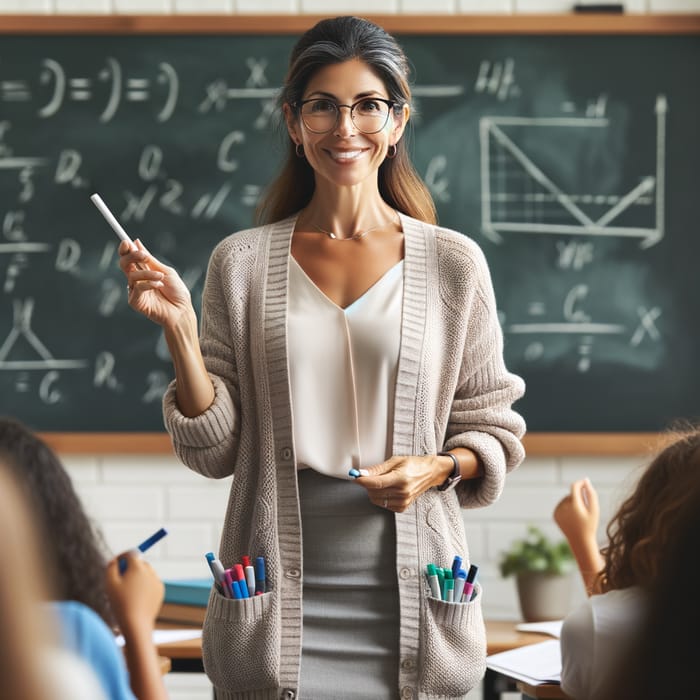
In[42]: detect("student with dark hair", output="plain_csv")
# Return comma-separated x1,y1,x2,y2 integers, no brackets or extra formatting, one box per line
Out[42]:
119,15,525,699
554,427,700,700
0,418,168,700
0,416,113,627
0,459,106,700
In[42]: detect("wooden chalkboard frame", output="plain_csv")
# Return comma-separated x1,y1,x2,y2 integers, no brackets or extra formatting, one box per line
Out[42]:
3,14,698,455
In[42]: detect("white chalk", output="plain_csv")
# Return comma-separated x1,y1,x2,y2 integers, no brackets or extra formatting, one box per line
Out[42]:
90,193,134,246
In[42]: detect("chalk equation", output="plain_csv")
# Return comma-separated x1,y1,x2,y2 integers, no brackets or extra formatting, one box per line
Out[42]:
0,31,696,432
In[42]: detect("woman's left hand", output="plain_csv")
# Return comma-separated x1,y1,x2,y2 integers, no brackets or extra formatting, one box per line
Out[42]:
352,455,449,512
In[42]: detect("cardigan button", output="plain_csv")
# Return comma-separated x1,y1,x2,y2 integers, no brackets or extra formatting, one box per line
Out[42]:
401,686,414,699
281,447,293,460
401,658,415,671
399,567,412,580
285,568,301,579
281,690,296,700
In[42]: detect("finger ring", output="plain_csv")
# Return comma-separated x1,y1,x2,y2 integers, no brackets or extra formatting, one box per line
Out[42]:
383,498,388,509
126,285,132,293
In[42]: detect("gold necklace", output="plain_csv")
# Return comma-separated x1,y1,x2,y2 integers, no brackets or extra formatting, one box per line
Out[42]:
310,211,398,241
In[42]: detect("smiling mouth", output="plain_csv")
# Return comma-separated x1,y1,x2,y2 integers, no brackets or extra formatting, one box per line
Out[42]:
328,149,366,162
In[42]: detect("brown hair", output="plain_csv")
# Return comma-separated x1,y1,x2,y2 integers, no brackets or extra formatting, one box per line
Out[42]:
255,16,437,226
598,426,700,592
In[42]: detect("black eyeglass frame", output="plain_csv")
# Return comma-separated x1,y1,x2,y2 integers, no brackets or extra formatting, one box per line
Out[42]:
294,97,399,134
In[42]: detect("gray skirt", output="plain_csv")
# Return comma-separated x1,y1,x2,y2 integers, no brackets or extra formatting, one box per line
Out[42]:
298,468,400,699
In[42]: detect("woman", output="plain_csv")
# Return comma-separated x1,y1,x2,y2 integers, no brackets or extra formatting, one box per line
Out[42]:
554,427,700,700
119,16,525,699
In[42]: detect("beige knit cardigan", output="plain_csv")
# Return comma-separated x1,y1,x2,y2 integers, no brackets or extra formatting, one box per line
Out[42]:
163,213,526,700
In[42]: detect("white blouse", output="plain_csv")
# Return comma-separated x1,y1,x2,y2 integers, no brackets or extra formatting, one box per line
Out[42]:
287,256,403,479
560,586,648,700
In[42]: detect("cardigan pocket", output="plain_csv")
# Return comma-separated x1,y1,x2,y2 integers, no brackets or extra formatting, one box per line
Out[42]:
201,585,279,691
418,584,486,696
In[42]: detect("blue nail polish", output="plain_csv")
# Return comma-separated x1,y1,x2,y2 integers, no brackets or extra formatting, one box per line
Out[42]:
348,468,360,478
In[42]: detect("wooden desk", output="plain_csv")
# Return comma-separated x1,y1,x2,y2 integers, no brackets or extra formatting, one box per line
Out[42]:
517,681,570,699
155,622,205,673
155,618,556,689
483,621,561,700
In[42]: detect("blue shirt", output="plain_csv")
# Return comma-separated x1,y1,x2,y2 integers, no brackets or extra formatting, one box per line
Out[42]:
51,600,136,700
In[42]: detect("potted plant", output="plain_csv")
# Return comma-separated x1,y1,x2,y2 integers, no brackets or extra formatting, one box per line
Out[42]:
498,525,576,622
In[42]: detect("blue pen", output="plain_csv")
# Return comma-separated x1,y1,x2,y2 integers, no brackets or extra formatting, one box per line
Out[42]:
255,556,266,595
119,527,168,574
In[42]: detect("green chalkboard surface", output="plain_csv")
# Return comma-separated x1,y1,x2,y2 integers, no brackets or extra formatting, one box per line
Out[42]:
0,16,698,438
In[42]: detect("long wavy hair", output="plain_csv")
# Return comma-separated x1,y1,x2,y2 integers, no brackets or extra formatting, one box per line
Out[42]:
598,426,700,592
0,418,114,627
255,15,437,226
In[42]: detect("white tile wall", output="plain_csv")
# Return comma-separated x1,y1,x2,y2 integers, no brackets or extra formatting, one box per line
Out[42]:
55,0,111,12
0,0,691,11
65,451,648,618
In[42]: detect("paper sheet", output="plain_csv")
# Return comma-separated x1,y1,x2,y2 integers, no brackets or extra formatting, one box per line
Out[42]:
486,639,562,685
515,619,564,638
115,628,203,647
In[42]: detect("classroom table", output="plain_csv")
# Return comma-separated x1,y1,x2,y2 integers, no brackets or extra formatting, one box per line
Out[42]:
516,681,570,699
155,618,557,698
481,621,561,700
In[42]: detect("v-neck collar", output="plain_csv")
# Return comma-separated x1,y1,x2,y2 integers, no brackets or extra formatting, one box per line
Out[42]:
289,255,404,312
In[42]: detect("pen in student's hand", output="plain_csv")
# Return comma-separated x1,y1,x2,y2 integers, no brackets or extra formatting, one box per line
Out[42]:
118,527,168,574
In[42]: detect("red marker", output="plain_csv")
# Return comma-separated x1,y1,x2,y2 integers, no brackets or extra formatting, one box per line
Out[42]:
234,564,249,598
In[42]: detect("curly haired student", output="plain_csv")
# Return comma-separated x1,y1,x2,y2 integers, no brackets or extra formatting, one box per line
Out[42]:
554,427,700,700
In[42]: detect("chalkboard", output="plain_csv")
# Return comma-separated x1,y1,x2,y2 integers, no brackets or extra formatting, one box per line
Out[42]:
0,16,698,445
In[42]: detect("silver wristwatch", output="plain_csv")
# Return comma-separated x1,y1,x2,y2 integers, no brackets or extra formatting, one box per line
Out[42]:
437,451,462,491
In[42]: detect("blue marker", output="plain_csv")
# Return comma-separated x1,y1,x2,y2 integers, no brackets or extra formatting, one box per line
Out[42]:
119,527,168,574
255,556,266,595
451,555,463,579
230,578,243,600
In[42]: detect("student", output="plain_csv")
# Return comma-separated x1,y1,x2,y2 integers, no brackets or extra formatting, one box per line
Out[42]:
118,15,525,699
0,458,106,700
0,416,113,627
0,418,168,700
598,473,700,700
553,427,700,700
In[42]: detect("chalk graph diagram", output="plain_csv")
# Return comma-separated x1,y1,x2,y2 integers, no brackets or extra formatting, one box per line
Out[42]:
480,95,666,249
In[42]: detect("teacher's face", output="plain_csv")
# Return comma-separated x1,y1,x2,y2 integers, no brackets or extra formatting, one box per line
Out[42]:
286,58,407,191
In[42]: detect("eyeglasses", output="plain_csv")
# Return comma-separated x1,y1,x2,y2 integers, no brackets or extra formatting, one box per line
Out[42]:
295,97,397,135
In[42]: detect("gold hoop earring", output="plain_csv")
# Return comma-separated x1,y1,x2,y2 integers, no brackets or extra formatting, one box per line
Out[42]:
295,143,304,158
386,144,397,159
